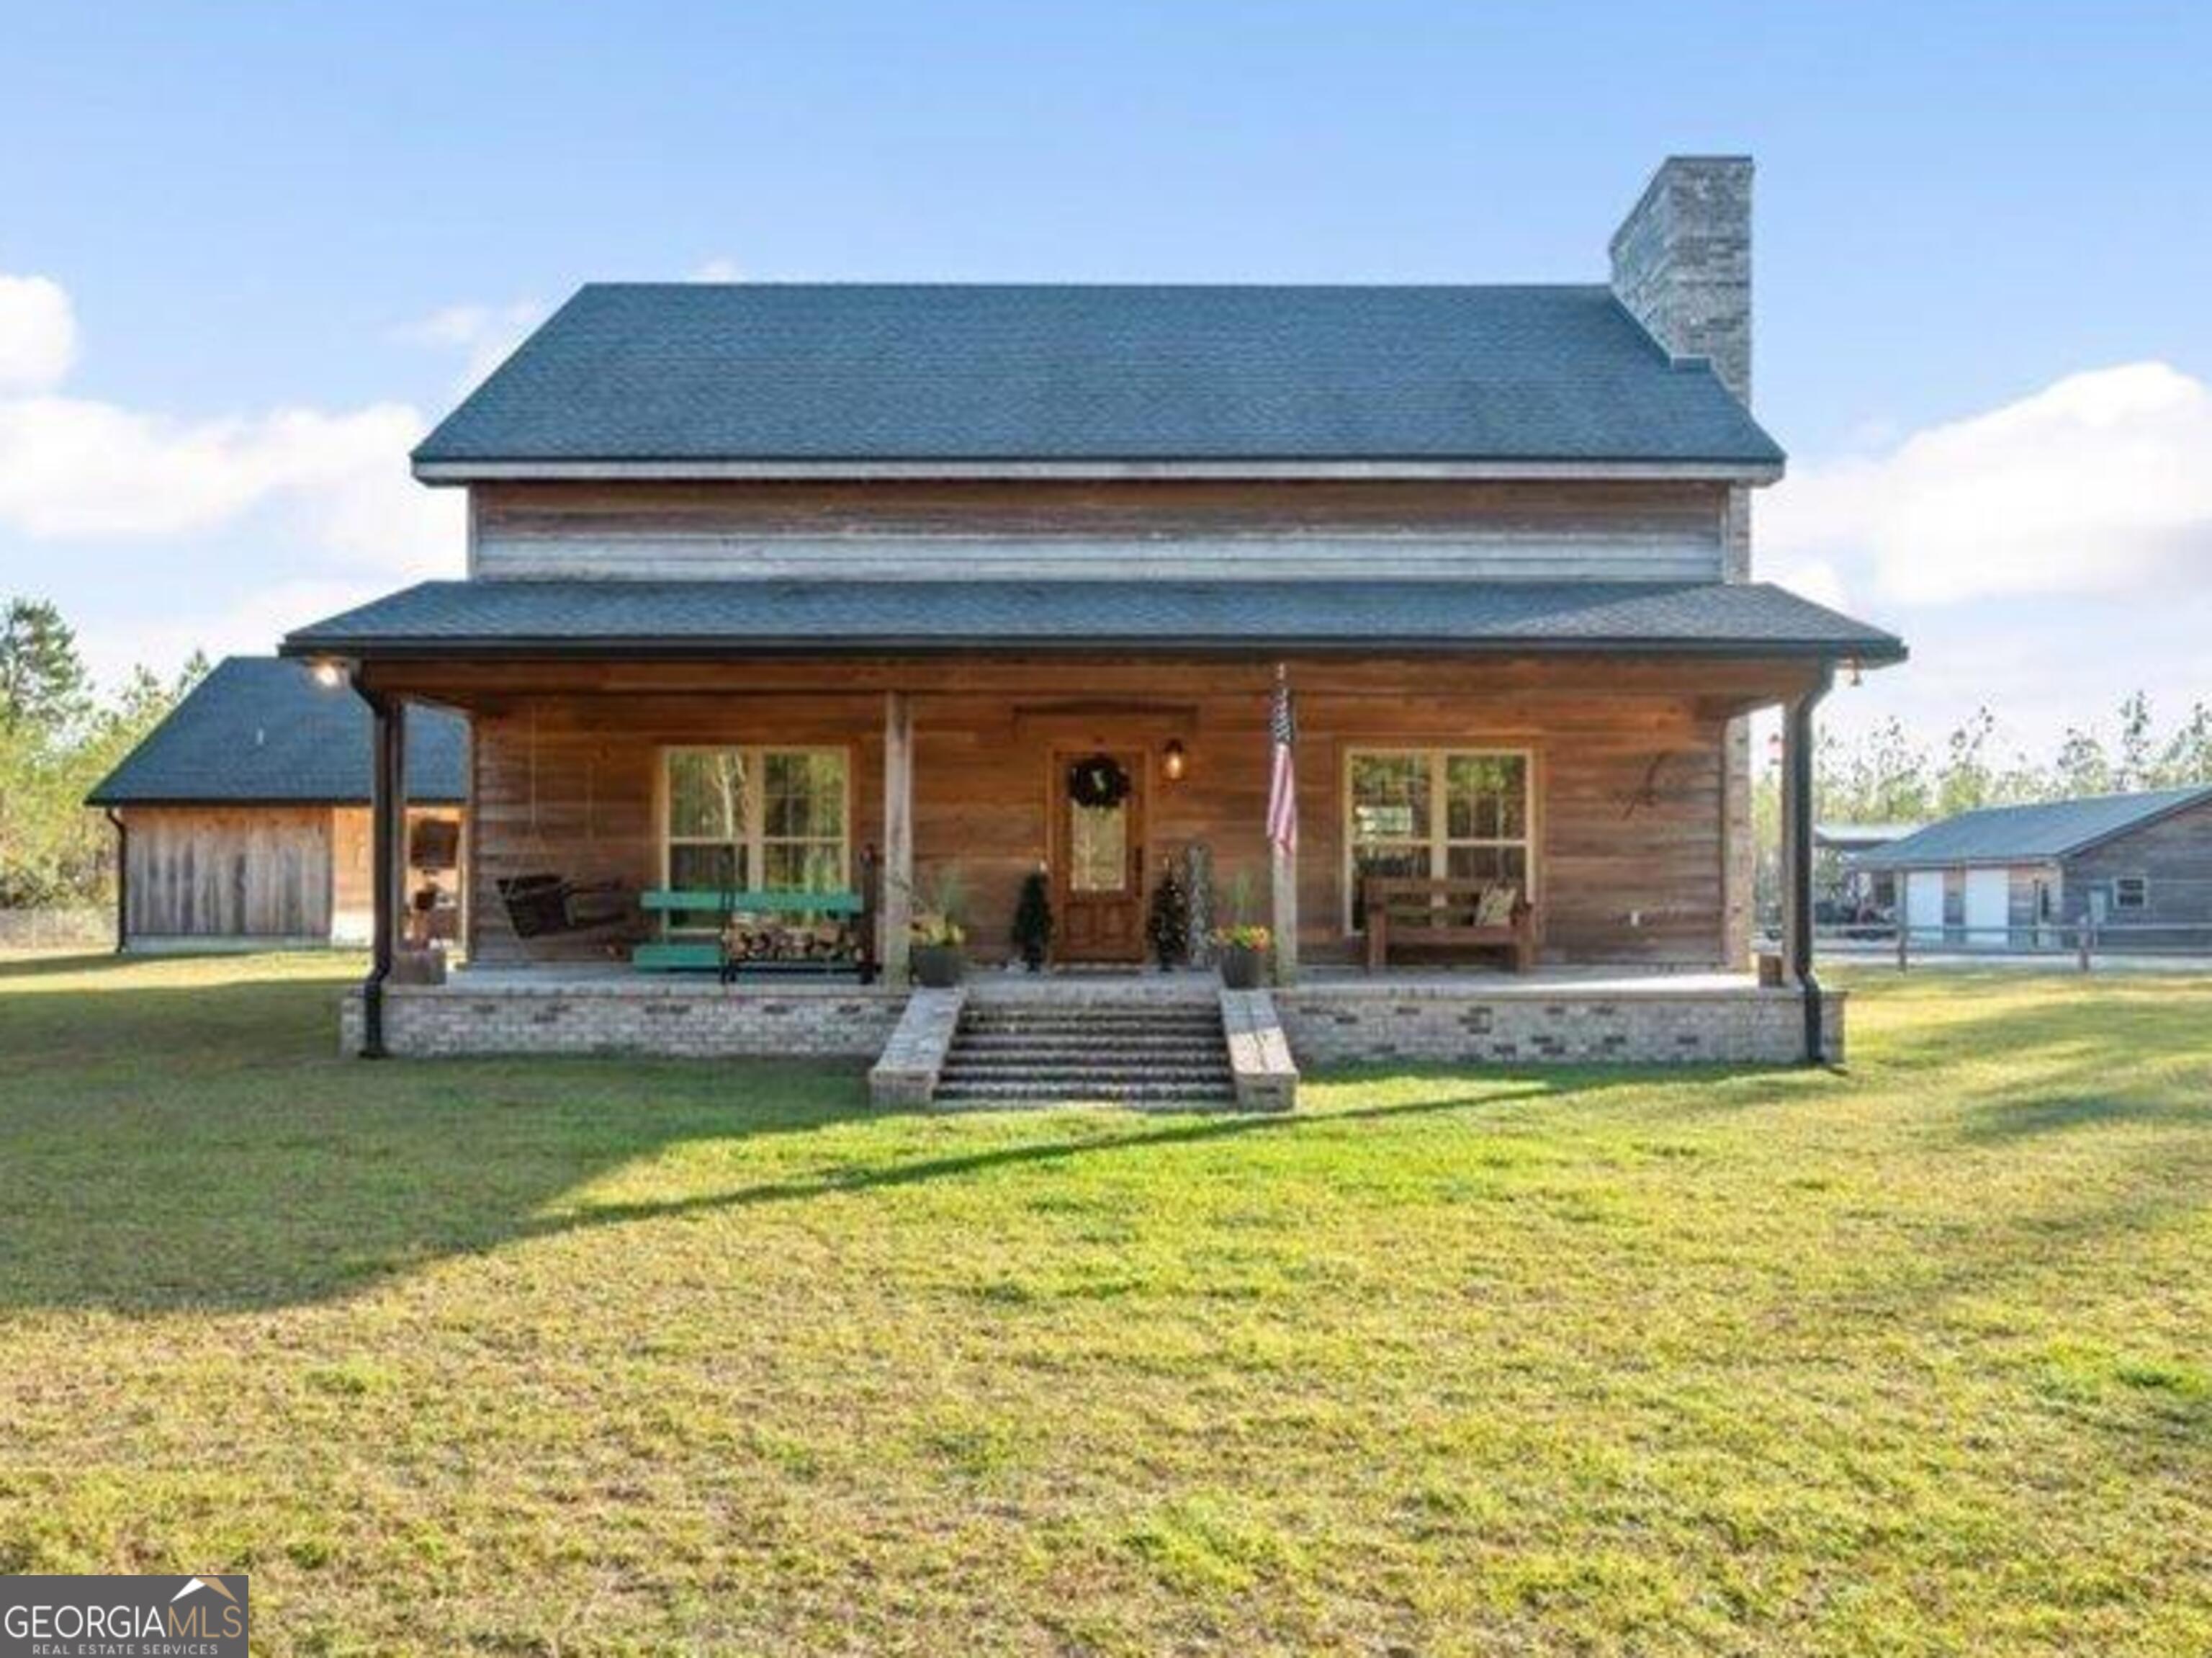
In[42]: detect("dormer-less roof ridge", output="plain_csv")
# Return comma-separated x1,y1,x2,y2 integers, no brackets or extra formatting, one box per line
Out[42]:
412,283,1785,479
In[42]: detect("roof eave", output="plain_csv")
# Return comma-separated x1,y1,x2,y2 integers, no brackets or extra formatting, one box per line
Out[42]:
282,632,1901,664
87,792,468,809
410,456,1788,487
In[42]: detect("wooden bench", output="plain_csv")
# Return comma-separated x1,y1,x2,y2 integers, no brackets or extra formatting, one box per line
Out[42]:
634,889,876,981
1363,877,1536,973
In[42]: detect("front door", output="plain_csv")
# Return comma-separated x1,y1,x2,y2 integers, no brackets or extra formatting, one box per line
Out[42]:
1051,748,1147,962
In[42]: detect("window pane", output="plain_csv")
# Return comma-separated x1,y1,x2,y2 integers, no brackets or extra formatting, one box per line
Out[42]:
1069,802,1128,893
1351,843,1428,930
1445,844,1527,892
668,750,747,841
667,842,744,930
1351,753,1428,843
763,750,846,839
1446,753,1527,841
762,841,845,894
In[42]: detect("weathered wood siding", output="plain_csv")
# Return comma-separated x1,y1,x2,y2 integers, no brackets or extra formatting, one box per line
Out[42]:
330,806,467,945
2059,797,2212,931
120,806,332,942
471,480,1731,583
377,657,1810,969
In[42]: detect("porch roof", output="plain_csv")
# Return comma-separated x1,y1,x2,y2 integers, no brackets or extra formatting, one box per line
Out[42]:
282,578,1905,663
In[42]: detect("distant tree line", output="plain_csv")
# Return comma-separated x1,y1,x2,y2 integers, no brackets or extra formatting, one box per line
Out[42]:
0,596,204,910
1810,692,2212,825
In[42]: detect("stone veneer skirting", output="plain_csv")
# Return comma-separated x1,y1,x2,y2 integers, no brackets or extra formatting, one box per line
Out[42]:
341,973,1843,1072
1273,982,1843,1067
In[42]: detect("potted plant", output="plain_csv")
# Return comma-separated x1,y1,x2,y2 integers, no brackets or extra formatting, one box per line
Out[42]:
1146,867,1190,971
1211,922,1272,989
1011,866,1054,972
909,866,969,987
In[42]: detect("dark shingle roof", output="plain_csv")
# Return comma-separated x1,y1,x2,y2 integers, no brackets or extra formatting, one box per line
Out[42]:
86,657,468,806
282,578,1900,660
1851,788,2212,870
412,284,1784,471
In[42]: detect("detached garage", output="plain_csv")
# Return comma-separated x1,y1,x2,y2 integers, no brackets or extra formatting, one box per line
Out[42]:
1855,786,2212,949
86,657,468,951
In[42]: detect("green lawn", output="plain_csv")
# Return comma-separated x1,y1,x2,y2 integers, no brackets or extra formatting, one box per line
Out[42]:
1,954,2207,1656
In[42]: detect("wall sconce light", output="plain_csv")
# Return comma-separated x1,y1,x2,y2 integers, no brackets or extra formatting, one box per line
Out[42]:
310,658,346,689
1161,738,1188,782
1845,656,1863,688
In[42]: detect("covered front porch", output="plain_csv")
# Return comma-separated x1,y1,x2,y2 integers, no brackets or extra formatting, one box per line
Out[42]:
284,576,1900,1077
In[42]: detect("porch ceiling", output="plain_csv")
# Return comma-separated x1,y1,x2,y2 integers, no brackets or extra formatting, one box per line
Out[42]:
282,578,1905,664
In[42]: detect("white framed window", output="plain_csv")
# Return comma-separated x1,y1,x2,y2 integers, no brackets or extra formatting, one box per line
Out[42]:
1344,748,1534,931
662,746,850,930
2113,875,2149,911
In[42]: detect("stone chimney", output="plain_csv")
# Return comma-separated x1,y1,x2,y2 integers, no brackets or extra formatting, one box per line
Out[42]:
1609,156,1754,407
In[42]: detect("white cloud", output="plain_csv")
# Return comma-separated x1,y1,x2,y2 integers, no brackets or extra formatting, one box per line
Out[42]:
396,297,547,385
691,256,743,282
0,272,77,392
0,394,452,557
1765,362,2212,605
1768,556,1849,614
0,266,464,681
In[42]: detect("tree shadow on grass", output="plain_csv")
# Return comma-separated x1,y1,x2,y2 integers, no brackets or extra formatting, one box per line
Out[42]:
3,969,1601,1317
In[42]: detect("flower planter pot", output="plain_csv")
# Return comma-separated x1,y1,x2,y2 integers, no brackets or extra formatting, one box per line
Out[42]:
1219,943,1266,990
912,944,966,988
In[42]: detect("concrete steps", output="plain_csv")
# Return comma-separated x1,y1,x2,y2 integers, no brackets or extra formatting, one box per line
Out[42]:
934,998,1236,1106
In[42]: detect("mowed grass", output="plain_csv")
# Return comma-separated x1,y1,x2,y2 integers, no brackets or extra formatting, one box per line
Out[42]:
1,954,2207,1656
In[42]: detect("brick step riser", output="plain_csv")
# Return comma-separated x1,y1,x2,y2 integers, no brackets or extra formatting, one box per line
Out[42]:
959,1011,1224,1025
941,1067,1233,1085
935,1089,1238,1106
956,1022,1230,1036
949,1035,1226,1053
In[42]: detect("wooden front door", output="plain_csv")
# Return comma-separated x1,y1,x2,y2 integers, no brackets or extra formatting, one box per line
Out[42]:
1051,749,1147,962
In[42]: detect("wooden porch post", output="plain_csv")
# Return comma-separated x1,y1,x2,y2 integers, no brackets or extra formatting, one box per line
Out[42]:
1271,667,1298,985
882,690,914,985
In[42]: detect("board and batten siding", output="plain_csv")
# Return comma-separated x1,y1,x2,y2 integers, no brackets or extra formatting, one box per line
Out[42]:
469,480,1732,583
120,806,333,943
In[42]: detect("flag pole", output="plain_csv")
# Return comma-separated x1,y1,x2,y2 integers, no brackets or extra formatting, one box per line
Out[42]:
1269,662,1299,985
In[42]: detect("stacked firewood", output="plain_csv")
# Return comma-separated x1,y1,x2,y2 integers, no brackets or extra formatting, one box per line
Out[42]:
720,916,858,964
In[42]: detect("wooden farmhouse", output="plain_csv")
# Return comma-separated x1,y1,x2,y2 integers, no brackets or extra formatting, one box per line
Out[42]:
276,156,1906,1096
88,658,467,951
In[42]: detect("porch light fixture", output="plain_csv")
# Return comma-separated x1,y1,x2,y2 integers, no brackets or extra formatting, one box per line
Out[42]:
1161,739,1188,782
310,658,346,689
1845,655,1863,687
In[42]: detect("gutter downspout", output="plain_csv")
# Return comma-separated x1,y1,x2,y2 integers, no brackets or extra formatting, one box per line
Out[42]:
352,672,398,1059
103,809,127,953
1788,666,1835,1064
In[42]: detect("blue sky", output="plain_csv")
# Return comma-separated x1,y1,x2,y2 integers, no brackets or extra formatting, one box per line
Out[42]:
3,1,2208,756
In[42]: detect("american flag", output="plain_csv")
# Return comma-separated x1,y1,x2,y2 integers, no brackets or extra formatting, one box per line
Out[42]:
1267,669,1298,853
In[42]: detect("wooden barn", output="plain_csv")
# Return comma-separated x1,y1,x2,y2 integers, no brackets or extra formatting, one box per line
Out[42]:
86,657,468,951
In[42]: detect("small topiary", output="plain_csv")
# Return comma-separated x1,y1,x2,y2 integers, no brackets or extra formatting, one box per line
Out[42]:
1146,869,1192,971
1011,866,1054,971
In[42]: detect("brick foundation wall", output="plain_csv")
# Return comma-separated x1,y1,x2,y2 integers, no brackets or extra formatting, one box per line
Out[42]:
1275,985,1843,1068
336,976,1844,1074
342,981,903,1059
